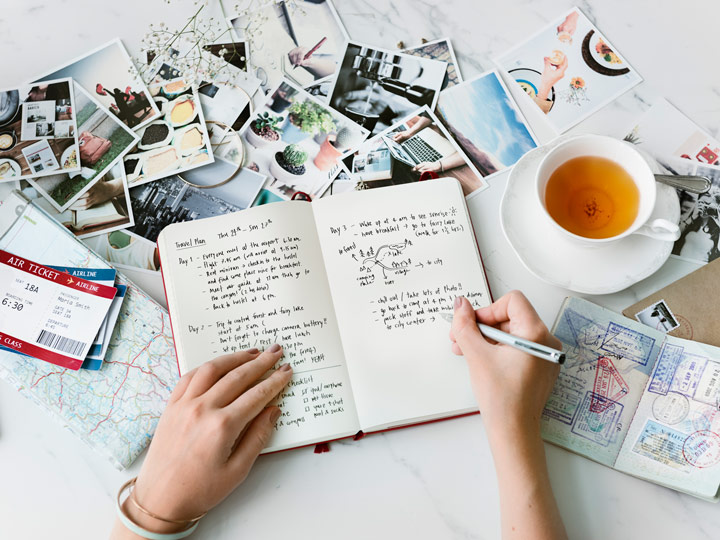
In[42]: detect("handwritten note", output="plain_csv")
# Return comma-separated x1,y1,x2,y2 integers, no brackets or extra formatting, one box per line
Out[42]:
159,202,360,450
314,179,490,429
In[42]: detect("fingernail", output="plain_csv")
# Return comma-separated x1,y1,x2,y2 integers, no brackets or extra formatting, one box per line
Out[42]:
279,363,292,372
269,344,281,353
270,408,282,424
454,296,463,310
247,347,259,354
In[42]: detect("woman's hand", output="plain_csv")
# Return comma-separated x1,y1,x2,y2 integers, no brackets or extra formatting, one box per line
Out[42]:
556,11,579,36
412,160,441,174
391,130,412,143
72,178,124,210
450,291,560,436
450,292,567,540
112,345,292,537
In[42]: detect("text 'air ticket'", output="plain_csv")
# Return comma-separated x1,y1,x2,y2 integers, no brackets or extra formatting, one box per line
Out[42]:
0,250,116,370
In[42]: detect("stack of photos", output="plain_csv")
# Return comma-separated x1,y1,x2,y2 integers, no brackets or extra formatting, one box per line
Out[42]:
328,41,447,137
240,79,367,200
624,99,720,264
33,39,159,131
496,8,642,133
123,78,214,187
436,70,538,183
27,82,138,212
341,106,488,196
0,79,80,180
403,38,463,90
128,158,266,243
230,0,349,92
16,162,133,238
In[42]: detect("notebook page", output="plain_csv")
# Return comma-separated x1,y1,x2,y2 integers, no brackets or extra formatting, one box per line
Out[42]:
543,297,663,467
615,336,720,498
158,201,360,451
313,179,490,430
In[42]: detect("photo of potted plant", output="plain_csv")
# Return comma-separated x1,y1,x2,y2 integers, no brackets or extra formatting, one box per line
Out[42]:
269,143,309,186
282,100,336,144
245,111,283,148
313,126,361,171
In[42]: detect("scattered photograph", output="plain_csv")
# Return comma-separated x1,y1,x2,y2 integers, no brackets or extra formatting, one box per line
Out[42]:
341,106,488,196
670,160,720,264
19,162,133,239
320,162,354,197
123,78,214,187
230,0,349,92
403,37,463,90
32,39,160,130
635,300,680,333
240,78,367,200
496,7,642,133
128,158,266,243
328,41,447,137
436,70,537,182
0,79,80,181
83,228,160,274
27,82,138,212
624,98,720,167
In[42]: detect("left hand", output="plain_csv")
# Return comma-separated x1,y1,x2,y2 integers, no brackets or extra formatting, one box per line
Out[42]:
71,179,122,210
412,161,441,173
113,346,292,536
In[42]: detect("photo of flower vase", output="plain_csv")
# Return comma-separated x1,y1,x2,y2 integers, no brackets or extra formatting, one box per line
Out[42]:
270,144,309,187
245,112,283,149
313,126,359,171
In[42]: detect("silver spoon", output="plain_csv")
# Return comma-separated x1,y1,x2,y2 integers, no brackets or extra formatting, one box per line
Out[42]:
655,174,711,194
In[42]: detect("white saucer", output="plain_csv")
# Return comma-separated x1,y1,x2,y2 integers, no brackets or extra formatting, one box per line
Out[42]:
500,138,680,295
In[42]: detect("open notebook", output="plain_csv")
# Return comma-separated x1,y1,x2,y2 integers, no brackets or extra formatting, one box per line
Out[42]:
545,297,720,501
158,178,491,452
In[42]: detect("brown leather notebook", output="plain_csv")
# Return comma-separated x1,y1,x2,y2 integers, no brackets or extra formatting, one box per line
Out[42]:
623,259,720,347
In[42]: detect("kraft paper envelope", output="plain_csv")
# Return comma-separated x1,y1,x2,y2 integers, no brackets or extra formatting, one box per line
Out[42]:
623,259,720,348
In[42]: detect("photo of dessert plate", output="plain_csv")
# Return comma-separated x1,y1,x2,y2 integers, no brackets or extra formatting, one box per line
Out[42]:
137,118,174,151
581,30,630,76
167,95,198,127
61,145,78,170
509,67,555,110
141,145,181,179
500,136,680,295
173,124,206,156
0,157,21,180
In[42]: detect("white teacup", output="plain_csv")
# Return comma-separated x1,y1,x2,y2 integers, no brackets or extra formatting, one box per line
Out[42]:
535,135,680,246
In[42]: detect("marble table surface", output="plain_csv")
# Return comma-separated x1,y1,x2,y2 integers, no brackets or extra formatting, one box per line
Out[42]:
2,0,720,538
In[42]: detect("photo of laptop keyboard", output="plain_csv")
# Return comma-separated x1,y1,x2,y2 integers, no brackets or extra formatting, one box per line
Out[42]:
403,136,443,163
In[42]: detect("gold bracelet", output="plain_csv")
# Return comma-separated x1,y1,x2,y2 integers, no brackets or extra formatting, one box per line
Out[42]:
120,477,207,526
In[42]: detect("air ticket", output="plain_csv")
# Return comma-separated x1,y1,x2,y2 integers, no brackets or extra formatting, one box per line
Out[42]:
0,250,116,370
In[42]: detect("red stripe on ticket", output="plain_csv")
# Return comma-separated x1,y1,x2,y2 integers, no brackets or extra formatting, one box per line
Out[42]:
0,250,117,299
0,330,83,370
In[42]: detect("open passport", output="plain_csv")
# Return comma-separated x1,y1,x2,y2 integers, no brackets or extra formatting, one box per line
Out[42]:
545,297,720,501
158,179,492,452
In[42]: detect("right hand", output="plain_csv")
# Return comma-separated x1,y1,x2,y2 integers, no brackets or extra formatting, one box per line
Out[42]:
392,130,412,143
449,292,561,437
556,11,579,36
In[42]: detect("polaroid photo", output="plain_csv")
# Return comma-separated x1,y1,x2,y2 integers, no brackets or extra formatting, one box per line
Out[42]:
83,228,160,274
635,300,680,333
18,162,133,239
328,41,447,138
26,81,139,212
123,78,214,188
0,79,81,181
31,38,161,131
403,37,463,90
128,158,266,243
671,159,720,265
239,78,368,201
495,7,642,134
340,105,489,197
624,98,720,168
229,0,349,93
436,69,538,187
